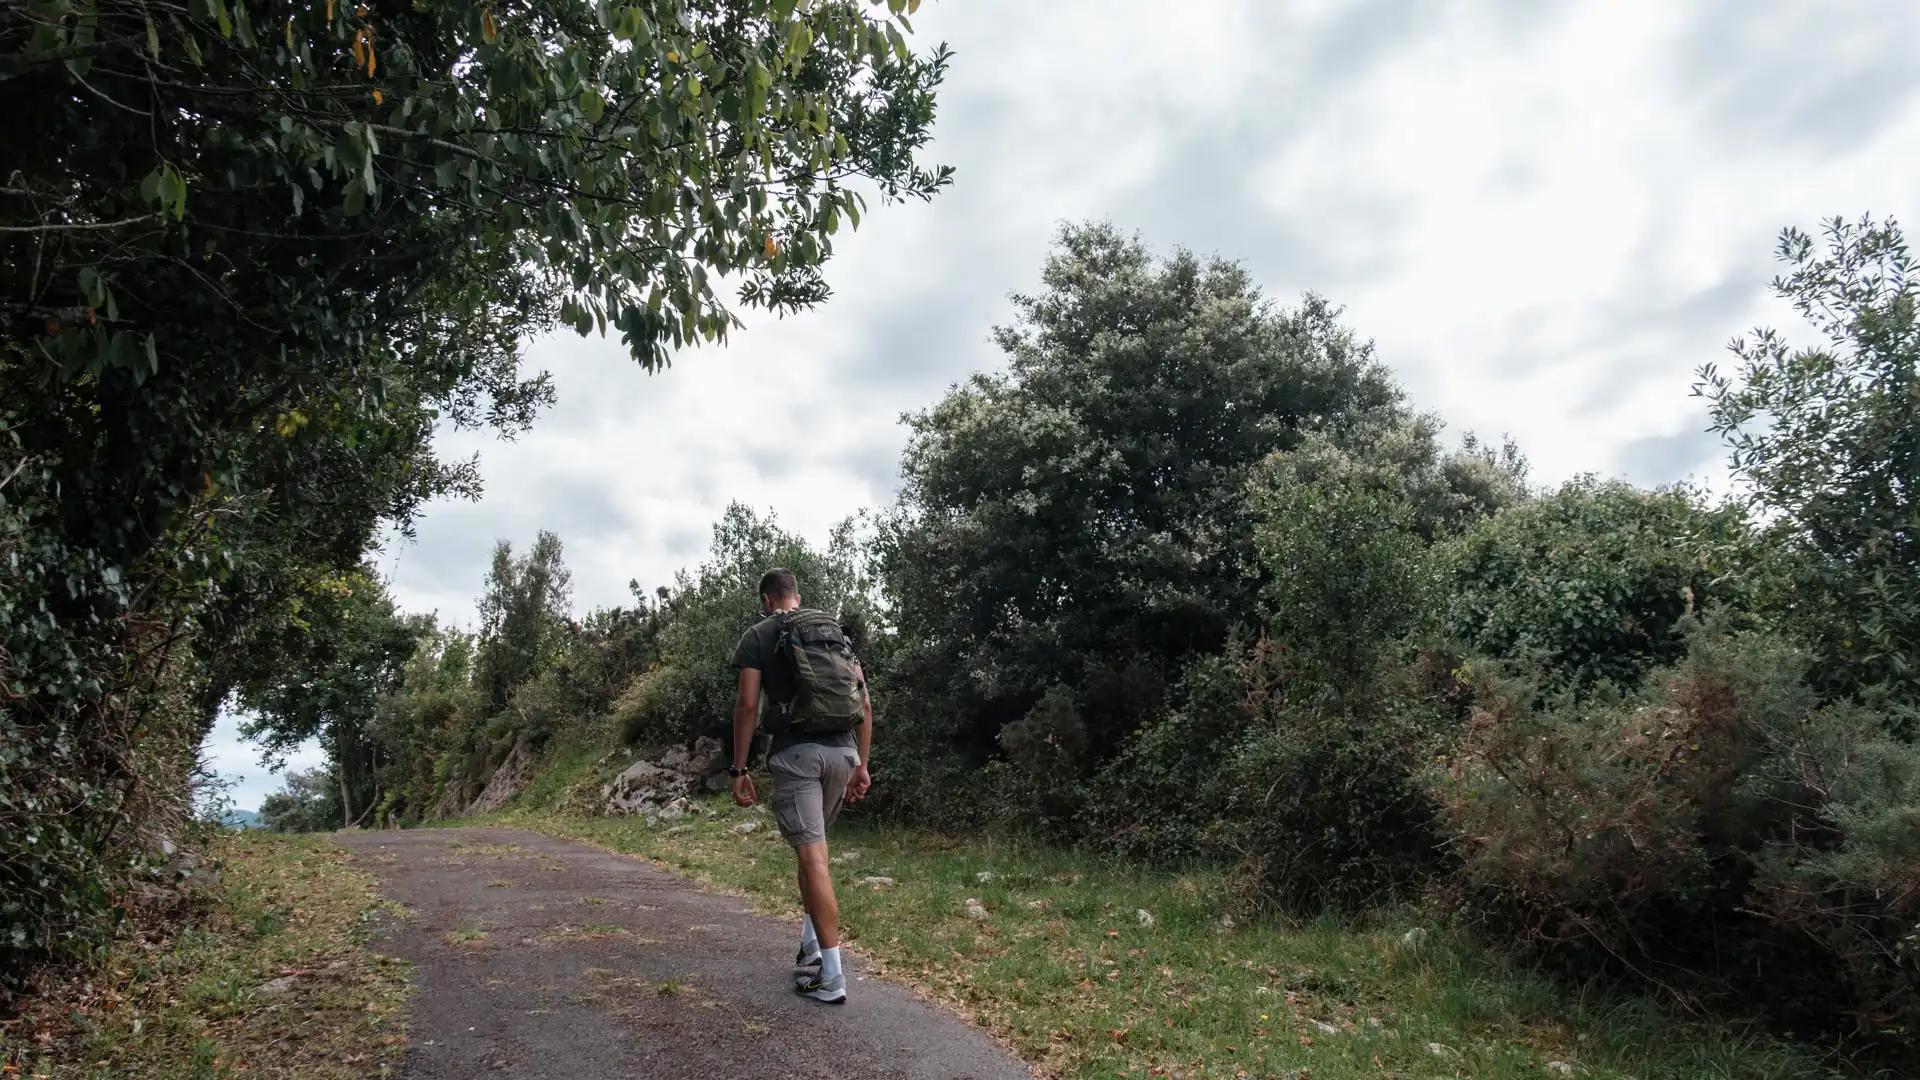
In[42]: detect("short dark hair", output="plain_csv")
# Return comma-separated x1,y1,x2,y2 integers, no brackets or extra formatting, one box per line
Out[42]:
758,567,798,600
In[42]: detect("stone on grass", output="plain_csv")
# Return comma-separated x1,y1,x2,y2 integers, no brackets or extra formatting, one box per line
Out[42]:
730,820,760,836
1311,1020,1341,1036
975,870,995,883
1545,1063,1577,1076
1135,908,1156,928
255,974,299,997
1399,926,1430,950
856,876,896,888
962,898,990,920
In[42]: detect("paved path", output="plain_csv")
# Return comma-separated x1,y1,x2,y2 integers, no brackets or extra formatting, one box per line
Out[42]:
336,826,1031,1080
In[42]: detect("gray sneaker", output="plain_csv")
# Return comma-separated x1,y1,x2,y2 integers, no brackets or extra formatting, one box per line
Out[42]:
793,972,846,1004
795,940,822,970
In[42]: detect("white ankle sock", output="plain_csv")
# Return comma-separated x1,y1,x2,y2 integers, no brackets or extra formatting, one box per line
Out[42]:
801,913,817,947
820,945,843,982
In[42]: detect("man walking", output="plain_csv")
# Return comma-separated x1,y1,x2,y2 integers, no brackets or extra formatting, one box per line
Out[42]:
729,568,873,1004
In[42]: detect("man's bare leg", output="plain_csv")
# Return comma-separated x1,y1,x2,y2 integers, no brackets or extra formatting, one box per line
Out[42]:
792,840,847,1001
794,840,839,947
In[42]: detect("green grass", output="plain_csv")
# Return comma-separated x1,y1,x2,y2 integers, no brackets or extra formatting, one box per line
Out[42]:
494,800,1841,1080
3,832,410,1080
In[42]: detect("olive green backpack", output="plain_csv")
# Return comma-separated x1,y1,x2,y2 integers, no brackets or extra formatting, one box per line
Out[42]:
771,608,863,733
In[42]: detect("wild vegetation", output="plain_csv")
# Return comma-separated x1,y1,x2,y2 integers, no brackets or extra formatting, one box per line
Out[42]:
2,0,1913,1068
251,217,1915,1071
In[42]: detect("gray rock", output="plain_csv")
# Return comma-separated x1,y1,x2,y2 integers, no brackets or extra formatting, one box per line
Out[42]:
469,736,536,815
856,875,896,888
963,898,989,920
255,974,299,997
730,820,760,836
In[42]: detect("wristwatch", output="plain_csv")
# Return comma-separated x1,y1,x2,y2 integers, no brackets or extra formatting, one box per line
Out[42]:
726,765,749,778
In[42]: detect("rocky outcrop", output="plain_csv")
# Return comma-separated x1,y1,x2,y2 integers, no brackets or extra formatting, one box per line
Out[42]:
601,736,726,822
469,736,535,815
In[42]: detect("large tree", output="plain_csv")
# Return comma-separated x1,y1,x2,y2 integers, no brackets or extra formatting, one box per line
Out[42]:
878,223,1426,769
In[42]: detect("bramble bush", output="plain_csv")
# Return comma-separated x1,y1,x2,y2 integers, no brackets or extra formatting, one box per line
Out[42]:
1437,618,1920,1041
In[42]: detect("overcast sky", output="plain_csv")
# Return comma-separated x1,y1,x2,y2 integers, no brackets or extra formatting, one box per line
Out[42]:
205,0,1920,810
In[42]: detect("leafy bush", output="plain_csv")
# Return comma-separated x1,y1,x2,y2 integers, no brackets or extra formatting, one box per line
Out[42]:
1437,478,1762,695
1217,700,1443,913
1437,620,1920,1039
1092,639,1448,912
1250,434,1440,697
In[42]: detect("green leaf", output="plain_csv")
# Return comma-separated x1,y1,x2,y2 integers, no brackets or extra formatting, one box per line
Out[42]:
579,85,605,123
78,267,104,308
342,178,366,216
784,20,811,66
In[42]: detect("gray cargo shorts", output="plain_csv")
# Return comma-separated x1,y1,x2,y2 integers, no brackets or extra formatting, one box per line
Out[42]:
767,741,859,848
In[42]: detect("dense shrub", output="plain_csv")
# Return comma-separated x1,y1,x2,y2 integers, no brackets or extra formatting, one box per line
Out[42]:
1250,434,1441,697
1092,639,1449,912
1437,620,1920,1039
1437,478,1762,695
1217,701,1442,913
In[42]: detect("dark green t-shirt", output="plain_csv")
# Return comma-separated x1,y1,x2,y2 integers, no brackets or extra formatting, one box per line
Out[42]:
730,612,858,752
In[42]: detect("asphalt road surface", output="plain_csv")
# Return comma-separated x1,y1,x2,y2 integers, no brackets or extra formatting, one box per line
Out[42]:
337,826,1032,1080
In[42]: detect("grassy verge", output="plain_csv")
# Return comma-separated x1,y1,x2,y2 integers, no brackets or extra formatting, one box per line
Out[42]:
2,832,410,1079
490,800,1837,1080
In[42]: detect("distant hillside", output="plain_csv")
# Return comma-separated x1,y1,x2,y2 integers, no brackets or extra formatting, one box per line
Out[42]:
221,809,265,831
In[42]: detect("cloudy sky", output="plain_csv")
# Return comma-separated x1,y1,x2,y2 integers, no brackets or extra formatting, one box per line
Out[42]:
205,0,1920,809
